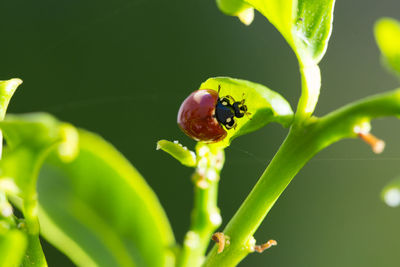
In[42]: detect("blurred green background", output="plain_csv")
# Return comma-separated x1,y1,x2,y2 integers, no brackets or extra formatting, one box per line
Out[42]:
1,0,400,266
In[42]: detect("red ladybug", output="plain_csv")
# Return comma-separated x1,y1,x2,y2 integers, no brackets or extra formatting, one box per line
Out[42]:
177,87,249,143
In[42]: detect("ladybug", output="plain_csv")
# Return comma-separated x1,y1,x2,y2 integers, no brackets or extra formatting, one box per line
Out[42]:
177,86,249,143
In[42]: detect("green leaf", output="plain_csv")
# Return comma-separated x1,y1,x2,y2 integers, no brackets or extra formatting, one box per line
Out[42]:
382,176,400,208
375,18,400,77
0,79,22,120
199,77,293,147
0,228,27,267
0,113,74,266
216,0,255,25
0,78,22,158
0,113,78,233
157,140,196,167
293,0,336,64
247,0,296,45
0,113,175,266
216,0,335,64
215,1,335,120
38,129,176,267
20,234,47,267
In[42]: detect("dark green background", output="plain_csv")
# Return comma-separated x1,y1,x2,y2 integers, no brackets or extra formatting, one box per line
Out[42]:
1,0,400,266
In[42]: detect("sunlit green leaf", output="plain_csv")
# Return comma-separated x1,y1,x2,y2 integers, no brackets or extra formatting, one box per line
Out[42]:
375,18,400,77
215,1,335,119
199,77,293,147
293,0,336,64
0,79,21,121
216,0,254,25
38,129,176,267
216,0,335,65
0,227,27,267
157,140,196,167
0,113,176,266
0,78,22,158
247,0,295,43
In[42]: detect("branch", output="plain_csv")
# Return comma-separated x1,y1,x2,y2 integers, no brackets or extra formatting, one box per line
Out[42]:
204,88,400,267
177,143,224,267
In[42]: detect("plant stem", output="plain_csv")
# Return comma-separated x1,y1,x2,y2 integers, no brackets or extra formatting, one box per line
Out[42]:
203,127,315,267
177,144,224,267
204,88,400,267
294,62,321,125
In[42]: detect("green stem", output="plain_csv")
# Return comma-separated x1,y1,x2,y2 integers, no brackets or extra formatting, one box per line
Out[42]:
20,234,47,267
294,62,321,125
204,88,400,266
177,144,224,267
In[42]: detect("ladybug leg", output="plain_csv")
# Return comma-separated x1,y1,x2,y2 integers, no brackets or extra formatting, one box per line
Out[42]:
245,111,252,120
240,93,246,105
239,104,252,118
218,85,221,94
242,107,252,119
237,95,252,119
236,94,247,111
233,120,238,130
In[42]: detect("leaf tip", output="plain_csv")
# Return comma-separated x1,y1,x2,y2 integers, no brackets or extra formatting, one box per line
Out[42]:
156,140,163,150
5,78,23,93
216,0,253,25
237,7,254,26
157,139,196,167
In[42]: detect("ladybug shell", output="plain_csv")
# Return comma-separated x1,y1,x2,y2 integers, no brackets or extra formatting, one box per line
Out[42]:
177,89,227,143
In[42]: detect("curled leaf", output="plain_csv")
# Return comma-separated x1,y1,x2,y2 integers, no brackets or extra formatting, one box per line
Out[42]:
157,140,196,167
199,77,293,147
